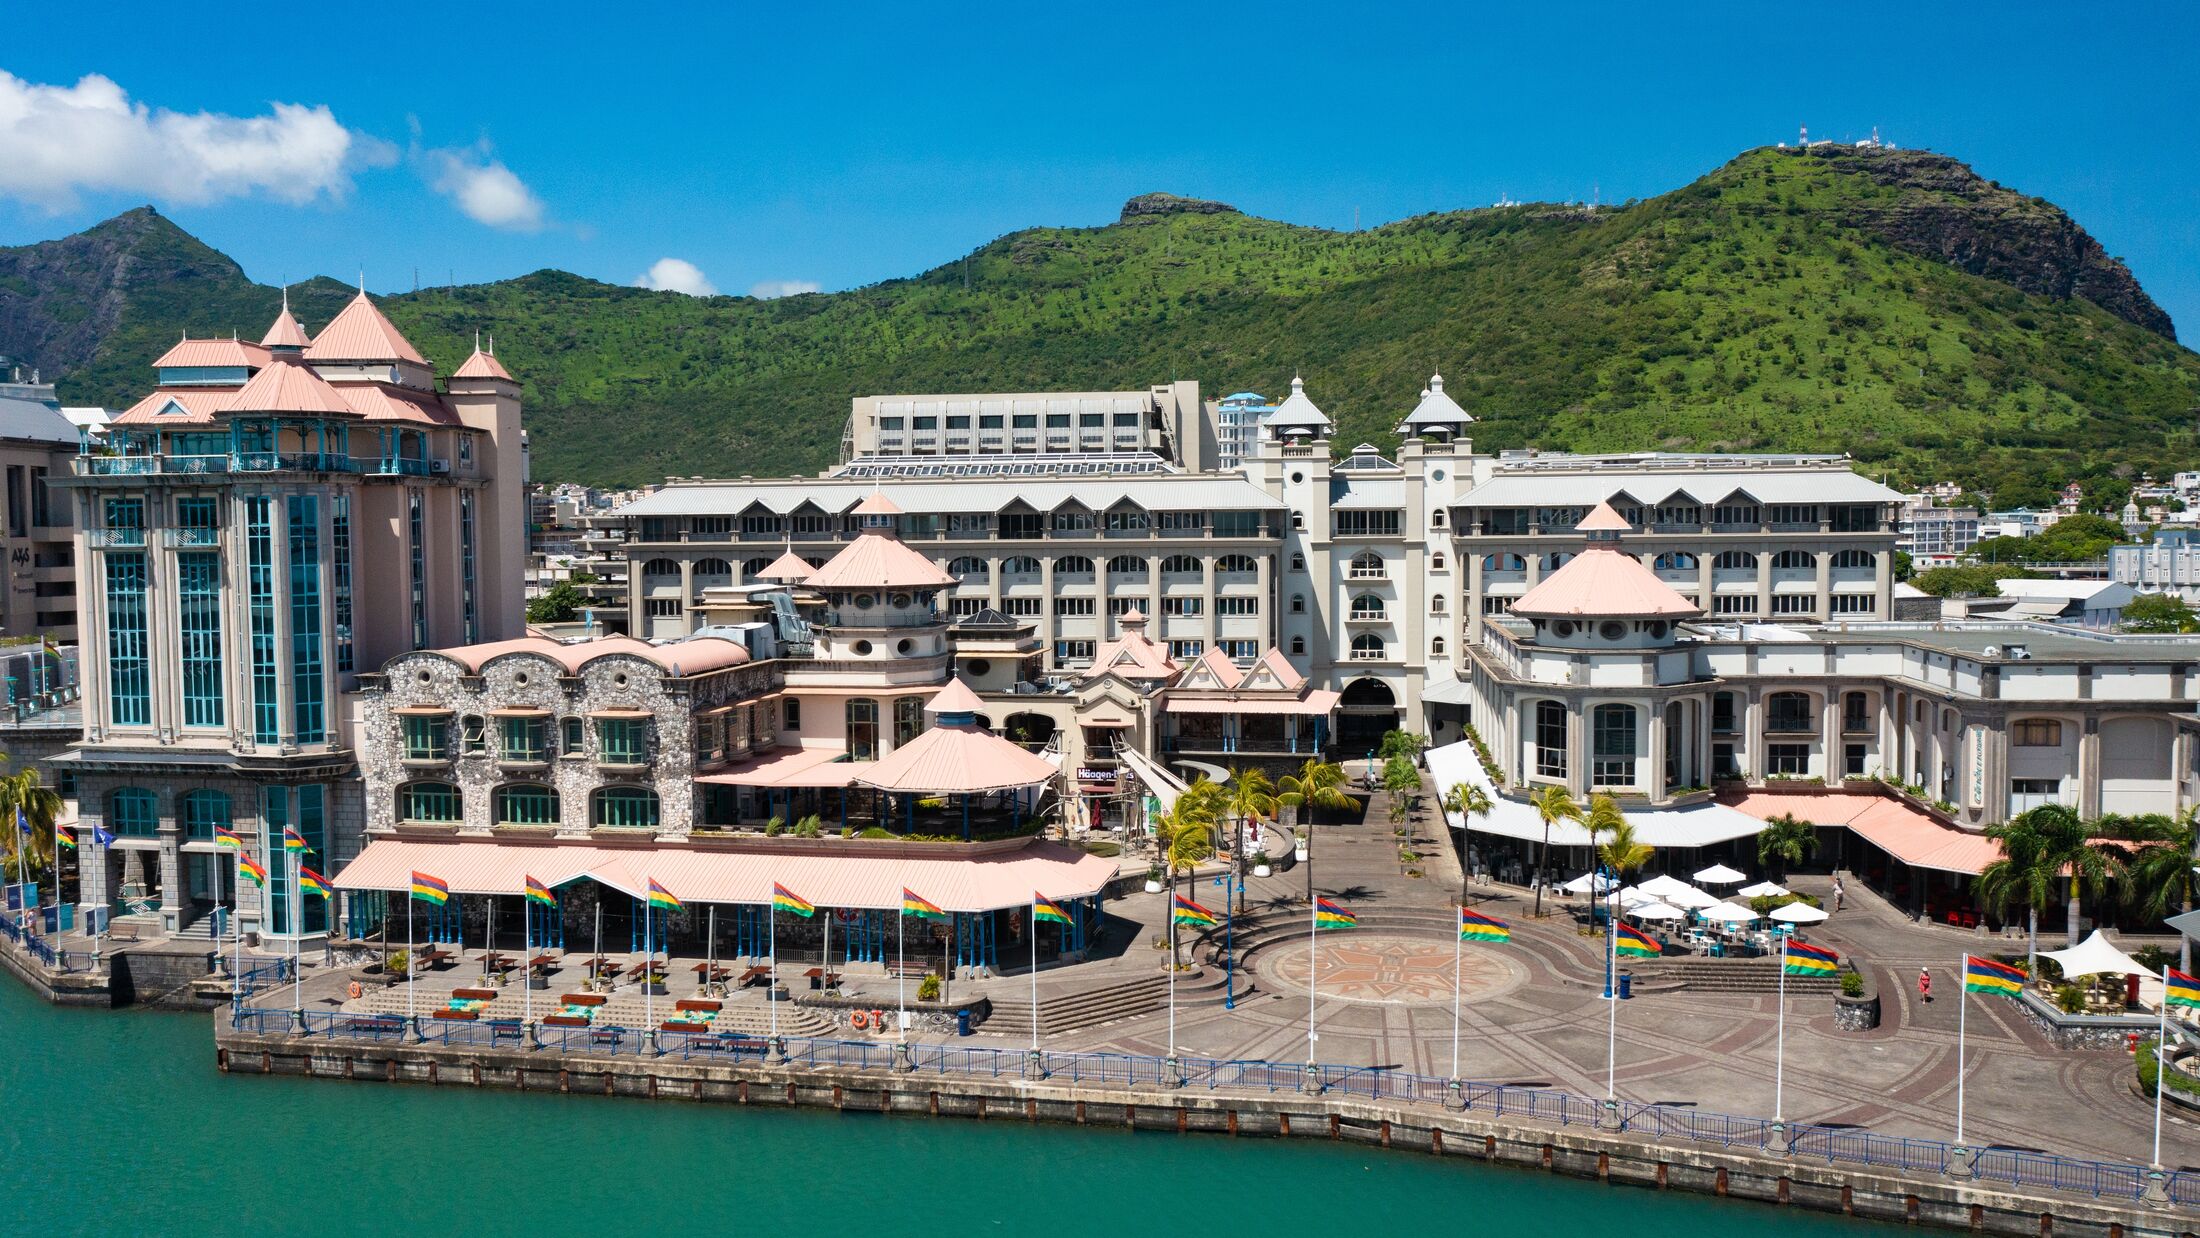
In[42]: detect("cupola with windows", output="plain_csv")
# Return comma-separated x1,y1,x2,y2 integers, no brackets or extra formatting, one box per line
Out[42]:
1508,502,1700,650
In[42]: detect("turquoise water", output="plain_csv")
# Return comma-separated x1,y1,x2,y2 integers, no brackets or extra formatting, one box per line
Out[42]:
0,981,1891,1237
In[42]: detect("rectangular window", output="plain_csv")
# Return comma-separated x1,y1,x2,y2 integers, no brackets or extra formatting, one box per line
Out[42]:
1844,743,1868,778
1107,597,1145,616
1842,694,1870,733
1481,595,1512,616
1052,640,1095,663
947,514,993,535
2013,719,2063,747
1830,505,1878,532
262,785,327,935
1051,509,1093,532
1483,509,1529,535
459,490,478,644
1711,693,1737,734
1829,593,1873,615
400,782,462,824
950,597,986,617
408,489,427,648
1592,708,1637,787
1160,597,1202,617
598,718,649,765
692,516,733,538
247,496,278,742
402,715,448,760
176,496,218,529
783,699,799,729
741,513,785,536
1215,596,1260,616
561,715,584,755
332,494,354,673
1155,511,1205,532
1712,594,1758,615
29,467,50,529
1334,510,1403,536
1767,504,1818,526
1766,694,1814,733
177,552,224,728
1106,510,1150,533
1535,704,1567,779
103,551,150,726
288,495,324,744
1711,503,1760,527
1052,596,1094,617
461,716,487,754
645,598,683,617
1167,639,1205,659
1219,639,1259,661
1767,744,1811,776
500,714,548,763
1771,593,1816,615
1211,512,1261,539
999,513,1044,539
1003,597,1042,617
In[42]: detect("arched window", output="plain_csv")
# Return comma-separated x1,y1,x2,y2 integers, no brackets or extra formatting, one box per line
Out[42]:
1001,556,1042,576
1290,594,1306,614
1160,555,1202,576
1289,553,1306,572
399,782,462,824
1107,555,1148,578
742,557,775,577
180,789,230,840
1431,552,1447,571
1541,552,1573,572
1349,552,1386,579
1714,550,1758,571
1431,508,1447,528
593,787,660,829
1431,636,1447,657
1055,555,1095,576
1654,552,1699,572
494,783,560,826
110,787,159,837
1290,636,1307,656
1772,550,1814,571
1350,633,1385,660
1430,595,1447,615
1481,553,1526,572
1350,594,1386,620
1592,704,1638,786
641,557,680,579
1831,549,1874,569
692,558,733,583
847,698,879,761
947,556,989,580
1216,554,1257,573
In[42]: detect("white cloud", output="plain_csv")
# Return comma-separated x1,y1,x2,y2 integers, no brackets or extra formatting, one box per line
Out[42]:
0,71,390,210
422,144,544,231
749,279,821,300
635,258,718,296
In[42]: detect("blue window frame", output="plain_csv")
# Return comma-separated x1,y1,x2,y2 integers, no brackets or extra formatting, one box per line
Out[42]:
103,551,150,726
597,718,649,765
261,785,326,935
593,787,659,829
332,494,354,673
400,782,463,823
494,783,559,826
180,789,230,840
459,490,478,644
408,488,427,648
246,496,278,743
109,788,158,837
177,551,224,728
287,495,324,743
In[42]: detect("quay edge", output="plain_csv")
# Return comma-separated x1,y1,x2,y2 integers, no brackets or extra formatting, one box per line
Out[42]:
215,1023,2199,1238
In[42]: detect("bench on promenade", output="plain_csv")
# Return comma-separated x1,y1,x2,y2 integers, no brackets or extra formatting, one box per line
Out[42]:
542,1014,590,1029
675,998,721,1013
560,993,607,1007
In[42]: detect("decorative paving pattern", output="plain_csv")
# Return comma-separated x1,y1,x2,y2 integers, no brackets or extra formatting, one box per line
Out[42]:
1258,932,1525,1006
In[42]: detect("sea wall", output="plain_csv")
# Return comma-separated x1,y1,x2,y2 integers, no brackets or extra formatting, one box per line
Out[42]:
214,1025,2197,1238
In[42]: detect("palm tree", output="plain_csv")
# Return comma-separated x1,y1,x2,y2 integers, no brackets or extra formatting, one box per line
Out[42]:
1155,800,1218,966
1443,781,1493,907
1222,768,1276,914
1381,755,1419,832
1599,816,1656,883
1581,793,1628,921
1527,785,1581,918
1755,814,1819,881
0,763,62,894
1981,804,2129,967
1278,758,1352,906
2111,809,2197,970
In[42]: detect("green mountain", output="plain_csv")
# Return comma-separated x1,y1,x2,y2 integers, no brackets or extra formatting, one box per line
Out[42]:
4,145,2196,495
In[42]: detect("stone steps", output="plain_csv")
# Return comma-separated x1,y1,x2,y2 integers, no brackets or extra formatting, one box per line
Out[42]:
982,968,1231,1038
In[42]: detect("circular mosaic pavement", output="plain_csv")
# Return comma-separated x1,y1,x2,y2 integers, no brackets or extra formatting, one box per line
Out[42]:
1256,932,1527,1007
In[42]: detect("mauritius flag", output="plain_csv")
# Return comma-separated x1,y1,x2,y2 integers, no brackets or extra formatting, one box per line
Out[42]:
1963,955,2024,996
213,826,245,851
1782,940,1840,976
53,824,75,852
1614,922,1661,958
410,871,449,905
282,826,310,856
240,856,269,888
1033,893,1072,925
1172,895,1218,929
1313,897,1358,930
771,882,813,917
2166,968,2200,1010
524,875,556,908
647,879,683,912
297,867,333,900
902,889,948,921
1459,907,1510,943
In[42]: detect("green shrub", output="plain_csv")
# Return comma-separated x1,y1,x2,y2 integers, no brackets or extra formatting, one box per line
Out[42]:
917,974,942,1002
1839,972,1864,998
2054,983,2085,1014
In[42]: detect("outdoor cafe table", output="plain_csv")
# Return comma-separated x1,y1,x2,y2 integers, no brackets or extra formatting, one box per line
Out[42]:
692,963,732,981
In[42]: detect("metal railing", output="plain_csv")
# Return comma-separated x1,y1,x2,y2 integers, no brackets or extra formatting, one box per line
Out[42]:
223,1007,2193,1207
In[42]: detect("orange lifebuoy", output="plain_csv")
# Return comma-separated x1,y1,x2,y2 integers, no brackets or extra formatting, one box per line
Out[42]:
346,981,363,1001
850,1009,869,1030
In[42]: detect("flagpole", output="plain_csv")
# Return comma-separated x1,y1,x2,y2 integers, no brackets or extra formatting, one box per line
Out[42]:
1306,885,1318,1063
1450,904,1462,1080
1168,901,1178,1057
708,905,717,995
768,898,778,1041
230,849,242,1002
2155,965,2169,1169
1030,901,1040,1053
1955,958,1967,1146
291,845,302,1014
1775,941,1788,1124
1606,889,1618,1101
896,907,906,1039
644,893,653,1030
824,903,832,990
522,894,531,1028
406,890,416,1027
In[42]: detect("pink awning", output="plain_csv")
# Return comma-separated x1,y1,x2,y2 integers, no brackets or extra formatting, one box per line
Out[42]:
1164,690,1340,715
1723,790,2001,876
854,725,1060,794
696,746,858,788
330,837,1115,914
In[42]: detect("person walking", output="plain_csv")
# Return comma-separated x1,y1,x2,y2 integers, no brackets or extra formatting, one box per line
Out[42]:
1917,966,1933,1004
1831,876,1845,914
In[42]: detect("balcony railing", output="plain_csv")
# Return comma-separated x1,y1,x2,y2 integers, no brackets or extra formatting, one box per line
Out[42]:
164,528,221,547
73,452,375,477
86,529,145,548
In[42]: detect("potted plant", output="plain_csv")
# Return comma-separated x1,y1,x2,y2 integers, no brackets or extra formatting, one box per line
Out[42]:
1144,864,1165,894
1293,831,1309,863
1251,850,1272,878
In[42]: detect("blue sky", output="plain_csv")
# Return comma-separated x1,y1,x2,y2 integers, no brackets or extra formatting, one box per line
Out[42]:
1,2,2195,338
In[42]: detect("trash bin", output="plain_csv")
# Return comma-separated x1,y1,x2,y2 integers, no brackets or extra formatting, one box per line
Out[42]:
955,1008,973,1037
1618,970,1633,1000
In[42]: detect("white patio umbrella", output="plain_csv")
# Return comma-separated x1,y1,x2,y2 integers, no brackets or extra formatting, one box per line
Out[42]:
1699,901,1761,924
1663,886,1721,910
1694,863,1747,886
2040,930,2150,979
1736,881,1790,899
1628,901,1687,921
1637,874,1699,900
1769,902,1830,924
1562,871,1618,895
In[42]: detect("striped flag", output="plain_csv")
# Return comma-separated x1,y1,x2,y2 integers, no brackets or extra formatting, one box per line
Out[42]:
239,856,269,888
771,882,813,918
1313,897,1358,930
1033,893,1072,925
647,879,682,912
297,867,333,900
2166,968,2200,1010
53,824,75,852
1458,906,1509,943
1171,894,1218,929
1613,922,1661,958
282,827,310,855
902,888,948,921
1783,940,1840,976
410,871,449,905
1963,955,2024,996
524,875,556,907
213,826,245,851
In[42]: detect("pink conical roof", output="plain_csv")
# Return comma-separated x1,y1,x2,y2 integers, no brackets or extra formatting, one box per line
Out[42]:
1576,501,1632,533
851,492,903,516
756,549,815,582
804,532,954,591
151,337,271,369
925,678,985,715
855,725,1059,794
1190,646,1244,689
452,347,513,381
304,292,428,365
1510,546,1700,619
220,359,358,415
260,306,310,348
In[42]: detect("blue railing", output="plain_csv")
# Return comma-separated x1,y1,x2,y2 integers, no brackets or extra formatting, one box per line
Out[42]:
220,1006,2193,1207
232,957,295,999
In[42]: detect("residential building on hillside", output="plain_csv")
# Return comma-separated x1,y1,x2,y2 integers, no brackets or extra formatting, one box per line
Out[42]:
1213,390,1273,471
1898,501,1980,561
54,294,527,940
2112,530,2200,604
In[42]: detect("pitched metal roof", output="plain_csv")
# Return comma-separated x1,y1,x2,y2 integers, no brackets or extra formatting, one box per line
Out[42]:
1456,467,1902,508
1398,373,1473,427
303,292,428,364
0,394,83,444
616,475,1286,517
